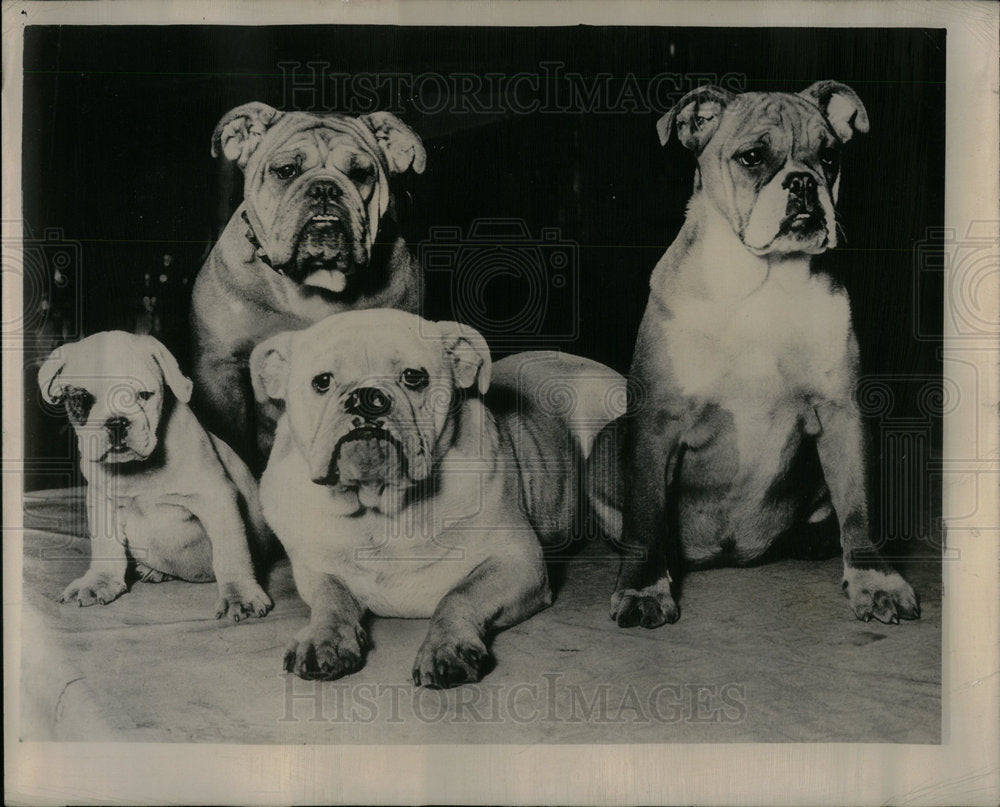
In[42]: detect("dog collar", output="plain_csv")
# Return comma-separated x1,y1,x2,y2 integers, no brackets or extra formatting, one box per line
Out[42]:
241,210,280,273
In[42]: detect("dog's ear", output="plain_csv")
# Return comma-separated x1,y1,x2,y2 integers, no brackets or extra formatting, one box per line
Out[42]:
362,111,427,176
799,81,870,143
657,85,735,151
211,102,285,170
250,331,294,403
38,343,76,404
438,321,492,395
144,336,193,403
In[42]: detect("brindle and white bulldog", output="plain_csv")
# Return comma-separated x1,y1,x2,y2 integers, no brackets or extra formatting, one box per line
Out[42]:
38,331,272,620
605,81,920,628
250,309,623,687
191,104,425,466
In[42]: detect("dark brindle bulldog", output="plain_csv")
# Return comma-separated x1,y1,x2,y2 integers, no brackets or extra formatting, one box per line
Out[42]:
190,104,425,467
602,81,920,628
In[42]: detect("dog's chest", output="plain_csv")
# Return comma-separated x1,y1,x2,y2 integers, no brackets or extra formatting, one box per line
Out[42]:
285,509,479,618
661,270,852,403
262,456,485,617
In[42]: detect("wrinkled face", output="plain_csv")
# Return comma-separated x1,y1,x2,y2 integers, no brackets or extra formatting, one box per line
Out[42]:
257,311,489,513
45,338,168,464
246,122,385,293
697,93,844,256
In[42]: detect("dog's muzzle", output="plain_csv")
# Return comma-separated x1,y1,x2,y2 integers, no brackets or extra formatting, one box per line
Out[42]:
313,423,408,489
105,415,130,448
345,386,393,420
781,172,825,234
244,172,374,296
92,414,152,463
312,386,404,488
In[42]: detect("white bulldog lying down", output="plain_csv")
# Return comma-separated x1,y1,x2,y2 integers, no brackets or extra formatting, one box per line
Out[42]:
251,309,623,687
38,331,272,621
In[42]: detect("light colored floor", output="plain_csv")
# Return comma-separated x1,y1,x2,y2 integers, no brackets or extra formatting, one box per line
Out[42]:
20,488,941,744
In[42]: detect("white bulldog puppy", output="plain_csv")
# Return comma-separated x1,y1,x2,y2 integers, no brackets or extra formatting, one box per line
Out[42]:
38,331,272,620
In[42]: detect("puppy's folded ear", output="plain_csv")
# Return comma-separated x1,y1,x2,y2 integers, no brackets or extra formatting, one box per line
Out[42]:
144,336,193,403
211,102,285,170
438,322,492,395
250,331,294,403
38,343,76,403
799,81,870,143
657,85,735,151
362,111,427,176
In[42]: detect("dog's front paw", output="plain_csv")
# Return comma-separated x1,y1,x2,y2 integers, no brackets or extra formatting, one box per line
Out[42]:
610,578,680,628
214,578,273,622
59,572,128,607
412,633,488,688
843,567,920,624
283,622,368,681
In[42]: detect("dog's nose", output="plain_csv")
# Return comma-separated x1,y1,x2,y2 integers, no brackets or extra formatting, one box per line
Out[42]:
782,172,818,200
345,387,393,419
105,416,130,444
308,181,341,206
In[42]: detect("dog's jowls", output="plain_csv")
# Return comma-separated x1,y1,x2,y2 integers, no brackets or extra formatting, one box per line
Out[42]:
38,331,272,620
603,81,919,629
251,309,624,687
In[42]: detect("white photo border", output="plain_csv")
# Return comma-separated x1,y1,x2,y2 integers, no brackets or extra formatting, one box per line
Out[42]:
3,2,997,805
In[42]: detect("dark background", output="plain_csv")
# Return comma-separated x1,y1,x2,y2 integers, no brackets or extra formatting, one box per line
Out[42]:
22,24,945,543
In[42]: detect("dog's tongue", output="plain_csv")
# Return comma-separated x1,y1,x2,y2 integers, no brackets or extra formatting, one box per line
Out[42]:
304,269,348,293
298,218,351,292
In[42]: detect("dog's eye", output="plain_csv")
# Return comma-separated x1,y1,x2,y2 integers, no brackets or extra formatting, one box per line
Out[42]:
819,147,839,169
65,388,95,423
271,163,300,181
312,373,334,394
348,163,375,185
137,390,154,402
400,368,429,391
736,148,765,168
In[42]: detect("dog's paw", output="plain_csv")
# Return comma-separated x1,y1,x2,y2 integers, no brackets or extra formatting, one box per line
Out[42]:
283,622,368,681
843,567,920,624
59,573,128,607
214,578,273,622
412,634,488,689
610,578,680,628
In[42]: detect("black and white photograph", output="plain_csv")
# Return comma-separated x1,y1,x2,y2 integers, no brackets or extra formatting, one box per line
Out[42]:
3,1,998,805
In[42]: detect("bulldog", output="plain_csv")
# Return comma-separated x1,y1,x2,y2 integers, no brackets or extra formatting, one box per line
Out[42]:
38,331,272,620
250,309,623,687
607,81,920,628
191,103,426,466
